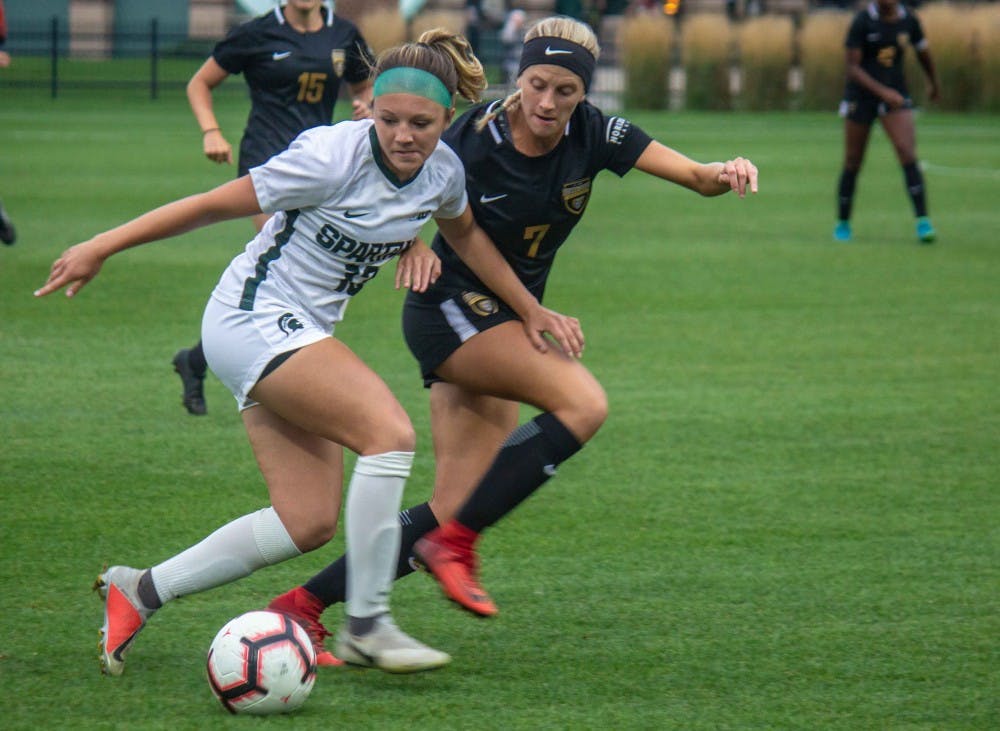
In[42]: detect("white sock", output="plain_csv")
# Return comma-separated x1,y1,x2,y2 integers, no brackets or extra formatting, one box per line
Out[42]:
345,451,413,619
149,507,300,604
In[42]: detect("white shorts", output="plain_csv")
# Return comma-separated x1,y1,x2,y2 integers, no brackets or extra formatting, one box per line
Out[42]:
202,294,332,410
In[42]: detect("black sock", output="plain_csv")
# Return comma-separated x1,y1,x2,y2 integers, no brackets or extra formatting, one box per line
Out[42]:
188,341,208,379
303,502,438,608
137,570,162,610
902,162,928,217
456,412,583,534
837,168,858,221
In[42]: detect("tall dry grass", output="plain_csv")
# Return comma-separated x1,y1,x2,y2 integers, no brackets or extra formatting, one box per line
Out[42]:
913,3,981,111
971,4,1000,111
799,11,852,111
356,7,407,54
738,15,794,111
682,14,733,111
619,14,674,110
408,11,466,40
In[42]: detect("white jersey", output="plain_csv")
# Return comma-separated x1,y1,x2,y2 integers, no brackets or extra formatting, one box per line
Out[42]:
211,119,468,329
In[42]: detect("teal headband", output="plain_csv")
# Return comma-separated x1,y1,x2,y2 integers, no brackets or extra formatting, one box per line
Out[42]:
373,66,453,109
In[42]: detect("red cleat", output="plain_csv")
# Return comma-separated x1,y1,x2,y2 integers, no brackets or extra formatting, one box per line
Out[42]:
413,522,498,617
267,587,344,667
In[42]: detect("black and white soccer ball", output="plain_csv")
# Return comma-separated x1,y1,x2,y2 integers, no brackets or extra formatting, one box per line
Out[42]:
206,610,317,715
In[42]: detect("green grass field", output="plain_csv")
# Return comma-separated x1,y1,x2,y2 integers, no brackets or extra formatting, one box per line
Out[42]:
1,90,997,729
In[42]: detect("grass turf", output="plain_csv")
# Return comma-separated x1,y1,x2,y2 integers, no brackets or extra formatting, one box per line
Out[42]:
0,91,997,729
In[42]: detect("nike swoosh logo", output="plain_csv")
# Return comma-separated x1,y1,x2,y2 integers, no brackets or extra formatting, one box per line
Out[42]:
479,193,508,204
545,46,573,56
543,464,557,476
272,51,292,61
344,210,370,218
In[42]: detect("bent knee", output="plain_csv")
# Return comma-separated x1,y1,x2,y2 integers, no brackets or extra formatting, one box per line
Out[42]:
361,418,416,455
561,383,608,443
291,515,338,552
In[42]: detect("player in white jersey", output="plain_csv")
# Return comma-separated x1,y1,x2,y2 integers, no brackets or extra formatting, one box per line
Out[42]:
35,29,584,676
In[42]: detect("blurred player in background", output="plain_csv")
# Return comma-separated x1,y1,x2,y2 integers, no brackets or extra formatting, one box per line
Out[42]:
36,28,583,676
834,0,939,244
174,0,373,415
0,0,17,246
270,15,758,649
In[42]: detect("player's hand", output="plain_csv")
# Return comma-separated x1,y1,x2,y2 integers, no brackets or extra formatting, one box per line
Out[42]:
882,89,906,109
718,157,759,198
0,51,11,68
521,305,584,359
395,238,441,292
203,129,233,164
352,98,372,120
34,240,107,298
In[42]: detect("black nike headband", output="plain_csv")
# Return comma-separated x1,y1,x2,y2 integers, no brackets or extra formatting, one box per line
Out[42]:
517,36,596,92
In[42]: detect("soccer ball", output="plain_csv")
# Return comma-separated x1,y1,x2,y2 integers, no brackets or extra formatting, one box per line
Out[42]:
206,610,317,715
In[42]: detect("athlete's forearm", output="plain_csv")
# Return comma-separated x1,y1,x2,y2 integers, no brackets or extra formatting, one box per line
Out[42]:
436,215,539,319
90,179,262,260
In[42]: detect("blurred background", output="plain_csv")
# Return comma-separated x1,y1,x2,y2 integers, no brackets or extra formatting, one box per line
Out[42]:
2,0,997,112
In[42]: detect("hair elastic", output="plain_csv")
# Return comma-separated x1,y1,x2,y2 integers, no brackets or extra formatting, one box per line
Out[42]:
373,66,453,109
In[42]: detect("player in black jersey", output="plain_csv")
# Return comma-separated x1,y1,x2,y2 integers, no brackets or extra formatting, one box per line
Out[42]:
0,0,16,246
269,16,757,636
835,0,939,244
174,0,373,415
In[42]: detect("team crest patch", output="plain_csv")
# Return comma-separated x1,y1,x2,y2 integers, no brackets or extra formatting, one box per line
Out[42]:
562,178,591,215
331,49,345,77
897,32,909,46
461,291,499,317
278,312,304,335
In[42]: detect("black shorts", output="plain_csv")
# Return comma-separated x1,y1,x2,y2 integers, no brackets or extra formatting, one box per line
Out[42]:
402,284,520,387
839,95,913,125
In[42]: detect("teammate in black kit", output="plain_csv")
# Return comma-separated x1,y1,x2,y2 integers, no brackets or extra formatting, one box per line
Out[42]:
268,16,758,641
834,0,939,244
174,0,373,414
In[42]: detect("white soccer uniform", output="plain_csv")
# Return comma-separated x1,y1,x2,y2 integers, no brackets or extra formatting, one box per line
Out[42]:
202,119,468,408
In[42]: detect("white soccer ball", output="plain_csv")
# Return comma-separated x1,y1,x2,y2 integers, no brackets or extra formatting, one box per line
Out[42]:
206,610,317,715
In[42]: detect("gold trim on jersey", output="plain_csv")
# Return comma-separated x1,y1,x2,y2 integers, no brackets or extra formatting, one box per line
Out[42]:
562,178,592,215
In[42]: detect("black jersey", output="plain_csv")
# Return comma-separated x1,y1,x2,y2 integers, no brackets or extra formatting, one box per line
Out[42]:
432,100,652,301
213,6,371,171
844,3,927,100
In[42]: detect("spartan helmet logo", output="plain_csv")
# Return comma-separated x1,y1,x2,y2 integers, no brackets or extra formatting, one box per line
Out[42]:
278,312,304,336
331,49,345,77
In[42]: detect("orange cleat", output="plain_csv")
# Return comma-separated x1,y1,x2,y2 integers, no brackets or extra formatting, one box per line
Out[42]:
413,523,498,617
267,587,344,667
94,566,157,676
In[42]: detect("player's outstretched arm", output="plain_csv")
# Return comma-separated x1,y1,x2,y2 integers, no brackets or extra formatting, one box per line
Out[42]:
634,141,759,198
35,177,261,298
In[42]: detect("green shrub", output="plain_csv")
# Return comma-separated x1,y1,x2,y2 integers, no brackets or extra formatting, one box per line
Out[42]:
799,11,852,111
620,14,674,110
682,14,733,111
739,15,794,111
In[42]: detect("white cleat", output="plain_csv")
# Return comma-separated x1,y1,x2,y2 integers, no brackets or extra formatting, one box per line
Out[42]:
335,614,450,673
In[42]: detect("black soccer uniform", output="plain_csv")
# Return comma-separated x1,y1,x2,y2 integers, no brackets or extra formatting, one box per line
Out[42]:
842,2,928,124
403,100,652,383
213,6,371,175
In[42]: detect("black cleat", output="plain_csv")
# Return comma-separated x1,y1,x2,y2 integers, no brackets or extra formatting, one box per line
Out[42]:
0,201,16,245
172,349,207,415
